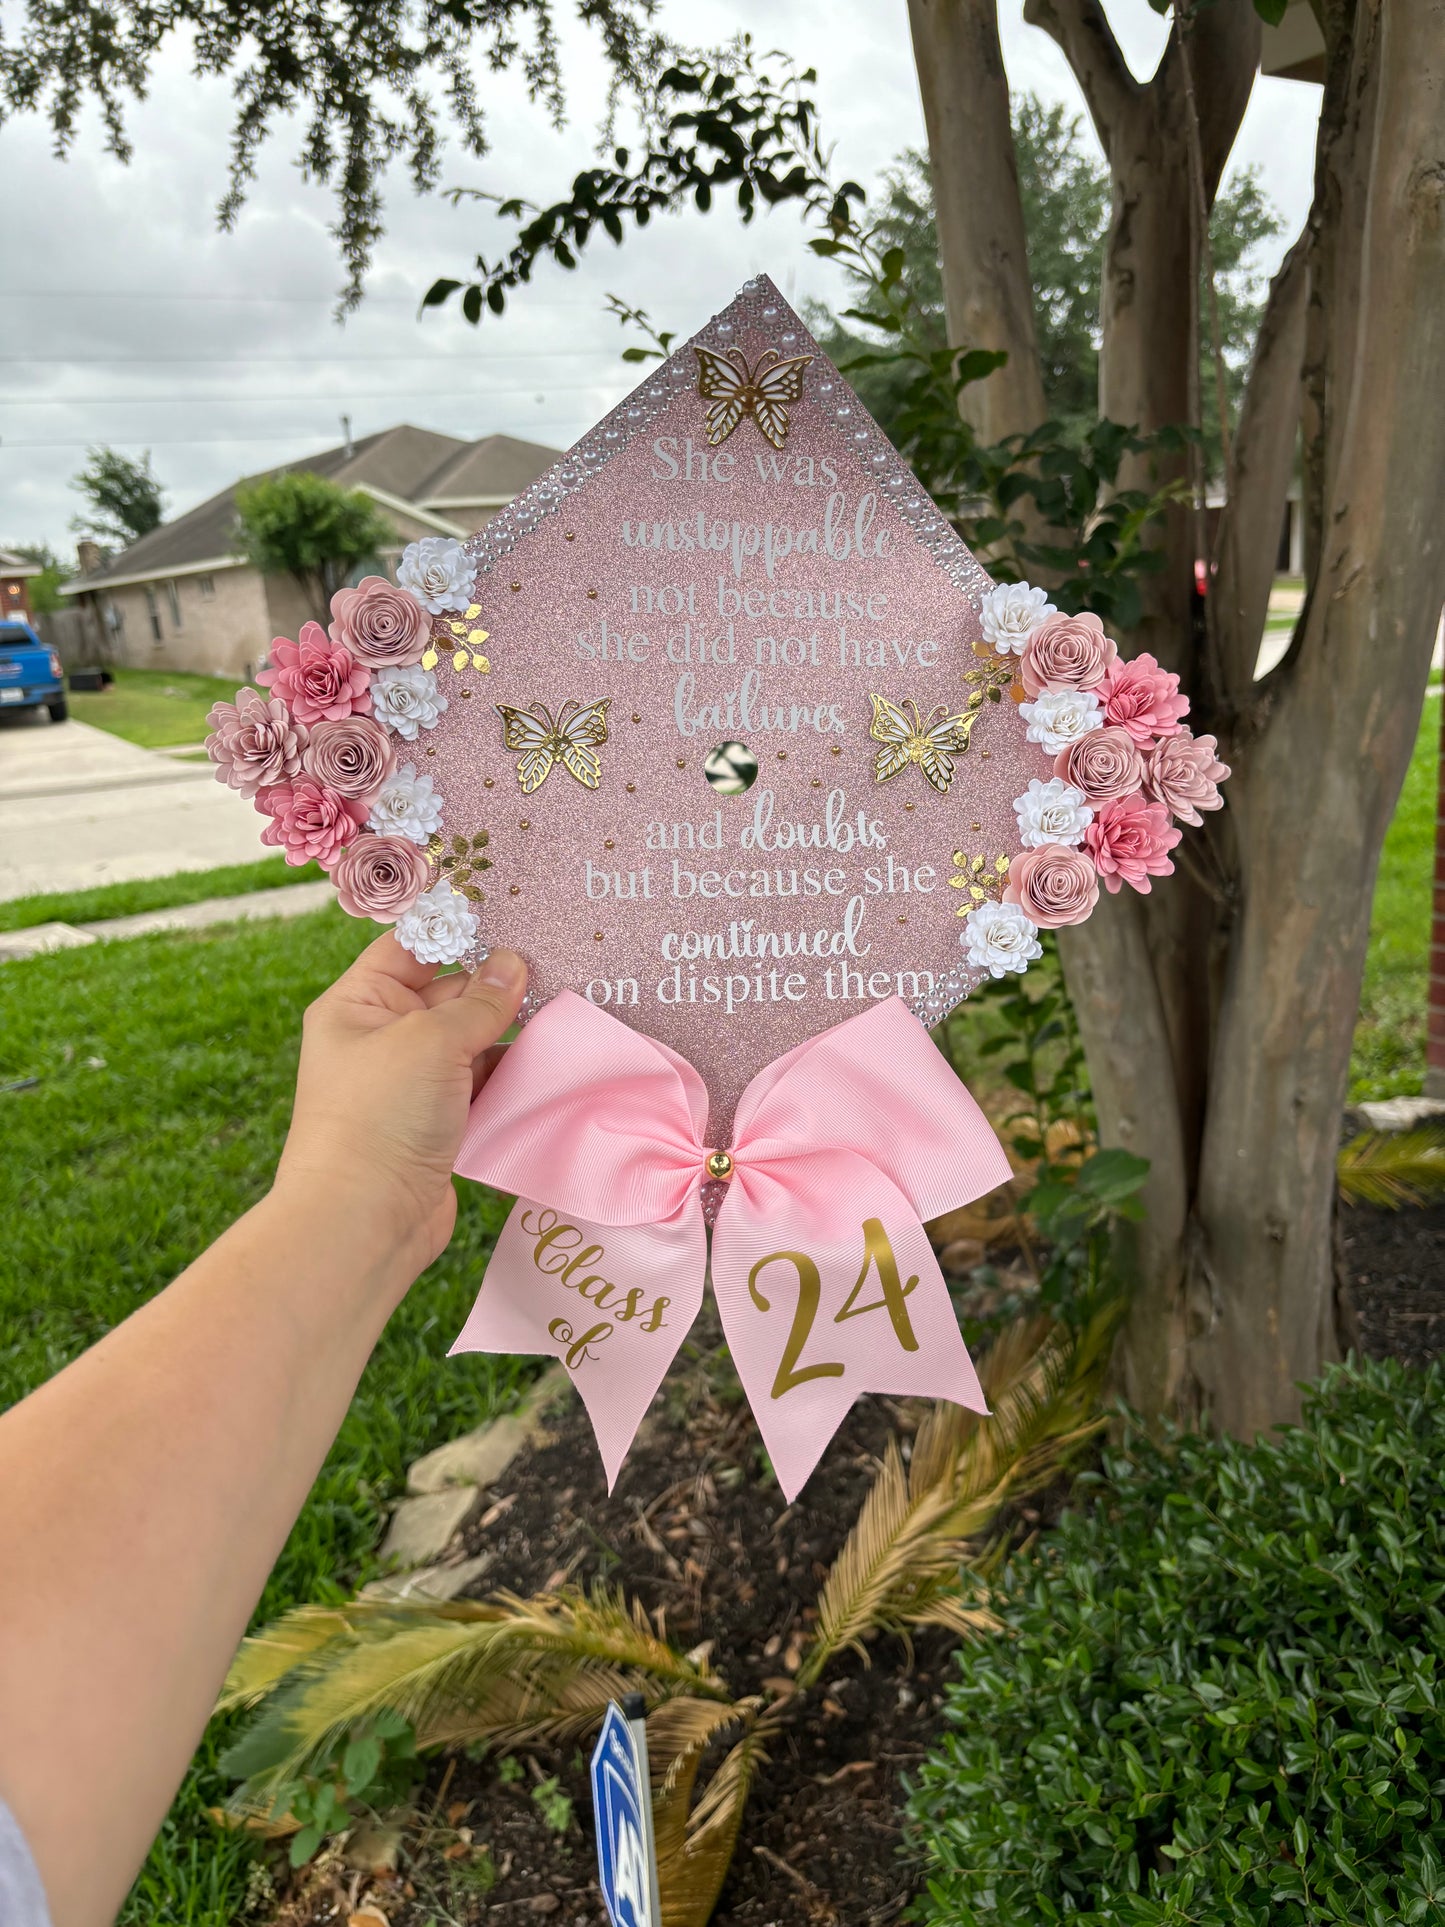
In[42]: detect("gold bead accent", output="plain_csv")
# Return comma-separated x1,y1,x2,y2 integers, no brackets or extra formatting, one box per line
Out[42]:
830,744,842,756
705,1149,734,1181
594,931,604,942
626,783,636,793
904,802,915,812
564,531,576,541
510,581,521,592
897,914,907,924
519,819,530,830
981,749,993,760
485,778,495,788
459,688,473,699
676,758,687,769
509,885,520,895
971,821,980,831
632,712,642,724
777,750,787,760
426,747,437,757
587,589,598,599
811,778,822,788
604,839,615,850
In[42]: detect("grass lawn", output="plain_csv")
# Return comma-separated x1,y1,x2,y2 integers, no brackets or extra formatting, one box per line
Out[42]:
1351,688,1441,1101
0,854,325,934
69,665,249,748
0,905,532,1923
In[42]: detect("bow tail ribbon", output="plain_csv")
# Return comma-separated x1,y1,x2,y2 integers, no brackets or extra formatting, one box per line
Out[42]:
451,993,1011,1502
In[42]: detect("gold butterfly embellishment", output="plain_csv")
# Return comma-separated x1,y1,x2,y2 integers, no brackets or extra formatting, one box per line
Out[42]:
868,693,983,795
496,697,612,793
694,345,814,449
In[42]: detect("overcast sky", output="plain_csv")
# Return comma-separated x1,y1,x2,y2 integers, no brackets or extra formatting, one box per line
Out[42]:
0,1,1321,552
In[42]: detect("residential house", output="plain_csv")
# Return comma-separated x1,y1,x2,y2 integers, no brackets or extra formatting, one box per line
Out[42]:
61,425,560,680
0,547,42,624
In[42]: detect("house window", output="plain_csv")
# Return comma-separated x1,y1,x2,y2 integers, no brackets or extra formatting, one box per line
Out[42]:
105,599,125,639
165,579,182,629
198,574,215,599
145,588,162,643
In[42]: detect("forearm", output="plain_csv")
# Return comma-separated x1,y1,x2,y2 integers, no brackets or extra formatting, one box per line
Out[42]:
0,1183,420,1927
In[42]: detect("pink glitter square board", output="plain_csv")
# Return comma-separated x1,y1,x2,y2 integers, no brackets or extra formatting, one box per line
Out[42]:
418,276,1037,1133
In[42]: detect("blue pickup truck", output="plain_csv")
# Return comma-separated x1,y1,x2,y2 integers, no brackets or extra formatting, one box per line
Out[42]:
0,621,67,722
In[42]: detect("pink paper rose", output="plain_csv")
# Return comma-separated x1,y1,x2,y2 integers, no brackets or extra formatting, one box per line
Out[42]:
205,687,308,797
328,575,431,669
1003,844,1100,928
257,776,367,867
1098,652,1190,745
1053,726,1146,804
257,621,371,725
303,714,396,800
330,834,433,922
1143,728,1230,827
1019,611,1118,699
1083,793,1182,895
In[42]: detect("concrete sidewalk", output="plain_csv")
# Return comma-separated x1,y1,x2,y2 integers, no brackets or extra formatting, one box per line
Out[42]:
0,879,335,963
0,710,265,902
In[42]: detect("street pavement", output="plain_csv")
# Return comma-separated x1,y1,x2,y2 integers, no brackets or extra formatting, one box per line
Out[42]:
0,708,265,902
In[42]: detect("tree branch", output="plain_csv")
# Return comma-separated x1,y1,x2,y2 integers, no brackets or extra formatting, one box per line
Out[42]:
1021,0,1140,160
1211,230,1309,706
1181,0,1264,198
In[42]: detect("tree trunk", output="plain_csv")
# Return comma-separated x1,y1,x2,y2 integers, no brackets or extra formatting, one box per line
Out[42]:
917,0,1445,1432
906,0,1047,442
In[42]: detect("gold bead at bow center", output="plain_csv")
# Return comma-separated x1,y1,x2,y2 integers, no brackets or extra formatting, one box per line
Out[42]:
704,1149,735,1181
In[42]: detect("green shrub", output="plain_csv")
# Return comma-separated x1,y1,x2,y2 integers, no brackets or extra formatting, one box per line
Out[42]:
908,1357,1445,1925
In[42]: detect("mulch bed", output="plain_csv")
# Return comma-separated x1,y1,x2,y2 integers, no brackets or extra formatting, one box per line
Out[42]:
265,1203,1443,1927
1341,1195,1445,1368
271,1339,995,1927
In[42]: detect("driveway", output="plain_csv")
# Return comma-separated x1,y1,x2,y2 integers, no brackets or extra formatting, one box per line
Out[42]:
0,708,266,902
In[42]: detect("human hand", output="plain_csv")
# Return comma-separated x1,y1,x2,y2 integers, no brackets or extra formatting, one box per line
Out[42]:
274,934,528,1283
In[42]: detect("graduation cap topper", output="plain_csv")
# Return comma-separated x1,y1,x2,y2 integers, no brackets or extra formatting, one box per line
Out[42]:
206,275,1226,1494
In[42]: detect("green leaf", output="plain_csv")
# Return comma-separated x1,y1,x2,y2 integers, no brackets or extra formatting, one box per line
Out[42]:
1253,0,1289,23
342,1736,382,1795
421,278,461,309
289,1824,324,1868
1075,1147,1151,1204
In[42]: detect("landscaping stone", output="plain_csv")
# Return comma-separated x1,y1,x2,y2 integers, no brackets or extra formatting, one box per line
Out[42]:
360,1550,493,1604
407,1363,573,1496
0,921,96,962
379,1485,481,1567
407,1413,533,1496
1356,1095,1445,1132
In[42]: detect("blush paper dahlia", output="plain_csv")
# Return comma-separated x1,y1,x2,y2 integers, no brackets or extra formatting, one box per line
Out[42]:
204,277,1227,1496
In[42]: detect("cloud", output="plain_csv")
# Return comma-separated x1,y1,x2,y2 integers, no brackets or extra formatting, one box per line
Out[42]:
0,1,1317,549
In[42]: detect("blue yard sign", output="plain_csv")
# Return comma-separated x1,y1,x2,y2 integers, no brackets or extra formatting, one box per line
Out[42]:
590,1700,659,1927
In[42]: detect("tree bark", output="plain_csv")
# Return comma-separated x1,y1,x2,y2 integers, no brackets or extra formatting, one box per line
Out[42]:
906,0,1047,442
1023,0,1260,666
915,0,1444,1434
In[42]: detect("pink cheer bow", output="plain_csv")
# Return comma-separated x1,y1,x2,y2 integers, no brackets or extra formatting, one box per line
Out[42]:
451,993,1012,1501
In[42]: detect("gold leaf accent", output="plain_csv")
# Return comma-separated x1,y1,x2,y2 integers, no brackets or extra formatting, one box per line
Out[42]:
950,848,1012,910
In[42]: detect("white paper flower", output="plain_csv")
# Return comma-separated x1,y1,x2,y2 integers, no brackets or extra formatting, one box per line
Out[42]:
962,900,1043,979
1018,687,1104,755
1013,776,1093,849
978,581,1056,656
397,536,475,615
371,664,448,741
395,882,479,966
366,761,444,844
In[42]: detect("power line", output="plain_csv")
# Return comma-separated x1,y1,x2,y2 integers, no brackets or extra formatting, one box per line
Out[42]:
0,288,597,307
0,423,586,449
0,349,623,365
0,380,629,404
